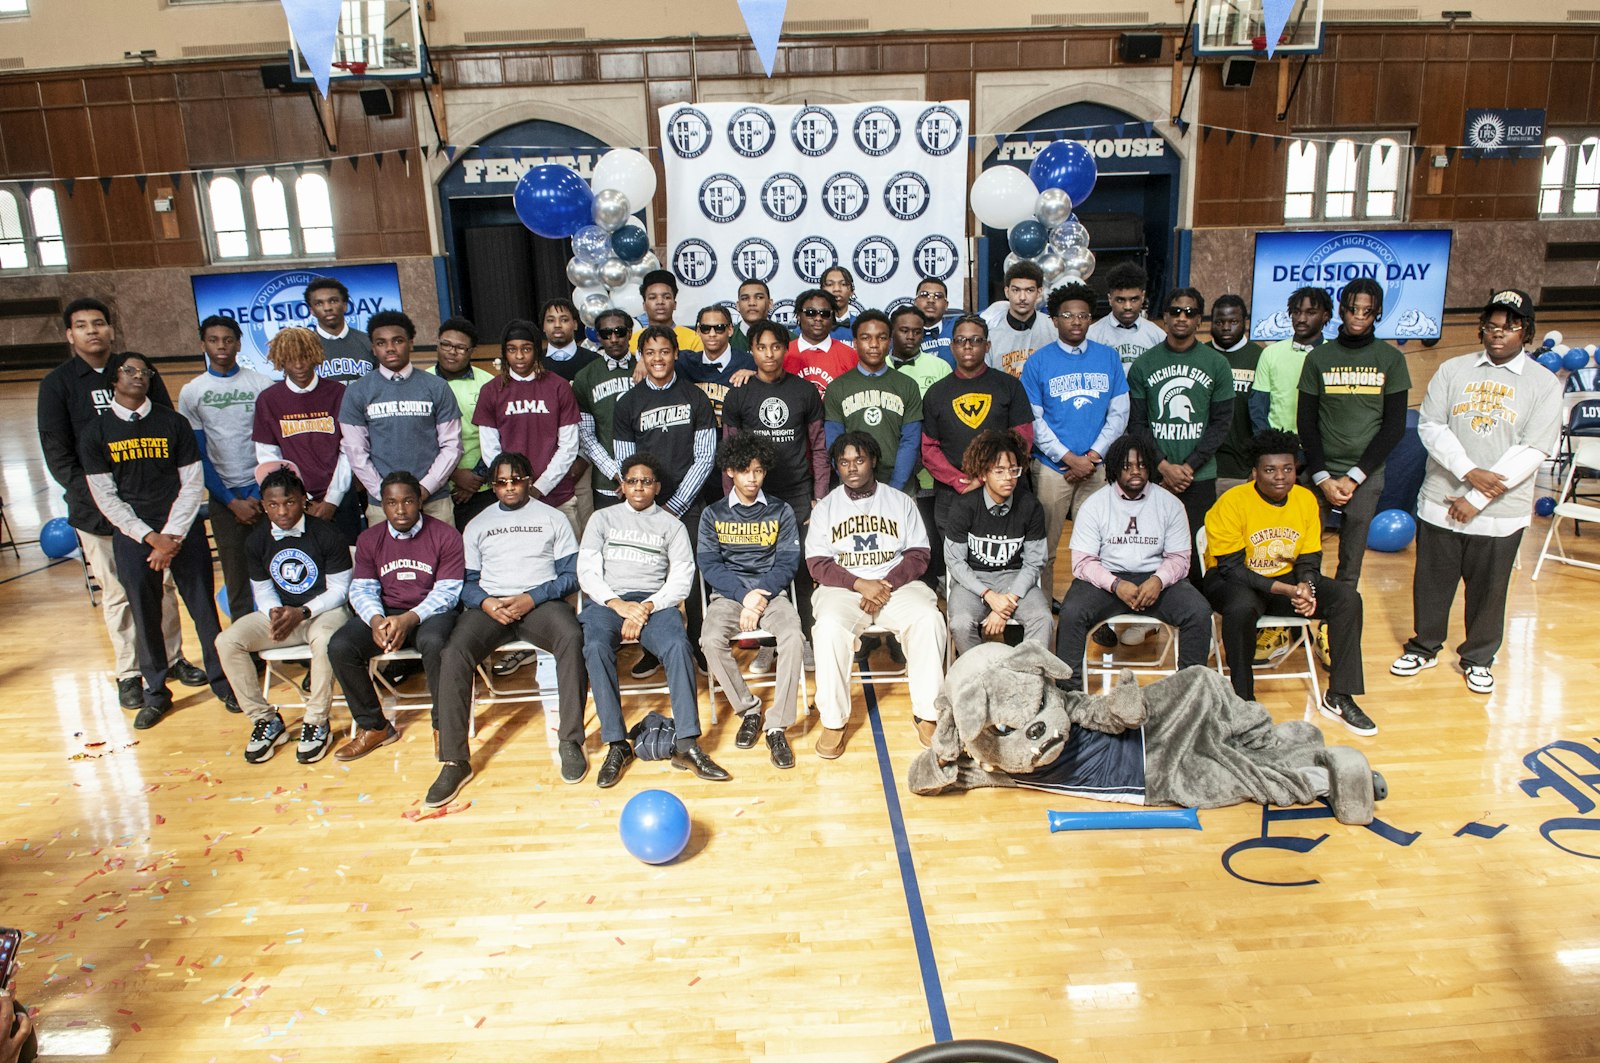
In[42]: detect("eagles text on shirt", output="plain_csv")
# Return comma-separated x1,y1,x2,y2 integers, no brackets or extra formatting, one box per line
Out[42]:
712,518,780,547
640,404,693,431
107,436,171,462
364,399,437,419
190,386,259,412
828,513,901,568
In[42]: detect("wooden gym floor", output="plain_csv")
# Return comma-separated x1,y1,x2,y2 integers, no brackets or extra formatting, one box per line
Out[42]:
1,331,1598,1061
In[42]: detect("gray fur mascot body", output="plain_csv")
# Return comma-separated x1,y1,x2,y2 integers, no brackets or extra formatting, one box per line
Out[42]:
907,642,1385,825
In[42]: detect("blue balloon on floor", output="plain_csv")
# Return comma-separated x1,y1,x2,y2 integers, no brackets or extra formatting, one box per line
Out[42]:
1536,496,1557,517
619,789,691,864
1563,348,1591,371
39,517,78,558
1367,509,1417,552
215,588,231,619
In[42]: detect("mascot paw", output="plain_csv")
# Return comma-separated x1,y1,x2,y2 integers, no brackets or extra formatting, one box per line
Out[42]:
1371,771,1389,801
1317,746,1377,825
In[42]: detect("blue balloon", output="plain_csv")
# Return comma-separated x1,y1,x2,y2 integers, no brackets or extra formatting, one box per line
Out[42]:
610,223,650,265
39,517,77,559
1536,351,1564,373
1367,509,1417,553
618,789,691,864
1563,348,1591,371
1542,337,1556,349
1028,141,1098,206
513,165,595,240
1535,496,1557,517
1008,219,1047,258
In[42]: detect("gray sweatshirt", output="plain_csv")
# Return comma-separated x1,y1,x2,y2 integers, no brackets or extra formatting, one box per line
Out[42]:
578,501,695,610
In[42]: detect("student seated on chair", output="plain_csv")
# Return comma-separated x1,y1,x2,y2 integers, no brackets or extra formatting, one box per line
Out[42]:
430,452,587,807
328,471,464,764
579,452,729,788
943,428,1052,655
1202,429,1375,736
1055,433,1212,691
805,430,948,759
216,463,352,766
697,432,804,770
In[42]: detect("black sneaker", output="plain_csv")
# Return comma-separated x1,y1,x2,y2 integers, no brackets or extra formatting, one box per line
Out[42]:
559,739,589,784
1091,626,1119,649
117,676,142,709
735,710,763,749
424,761,474,808
596,741,635,788
1319,692,1378,737
171,657,207,687
765,730,795,769
244,713,288,762
492,649,535,677
629,651,661,680
296,721,333,764
134,702,172,730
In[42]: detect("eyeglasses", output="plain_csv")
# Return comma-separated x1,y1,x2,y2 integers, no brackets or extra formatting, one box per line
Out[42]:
491,476,529,487
597,327,630,339
697,322,730,333
621,476,657,487
1054,311,1092,322
1344,305,1377,320
951,336,987,349
799,307,834,319
991,466,1025,479
1482,325,1522,337
915,290,946,300
436,341,472,353
117,366,150,378
1166,306,1200,318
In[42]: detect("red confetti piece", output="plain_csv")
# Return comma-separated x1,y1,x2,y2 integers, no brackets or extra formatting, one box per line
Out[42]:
116,1009,133,1016
131,1023,141,1032
586,896,595,905
614,936,624,946
154,815,165,825
409,952,422,961
474,1017,485,1029
688,977,700,987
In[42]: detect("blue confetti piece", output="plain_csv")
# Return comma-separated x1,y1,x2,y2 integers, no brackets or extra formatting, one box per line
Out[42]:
373,948,383,959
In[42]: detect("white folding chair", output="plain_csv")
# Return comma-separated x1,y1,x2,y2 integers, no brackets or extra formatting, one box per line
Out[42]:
1078,613,1182,694
1531,437,1600,580
700,583,810,726
260,644,318,712
1196,527,1321,712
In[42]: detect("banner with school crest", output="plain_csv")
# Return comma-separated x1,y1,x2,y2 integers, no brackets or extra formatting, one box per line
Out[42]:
658,100,970,319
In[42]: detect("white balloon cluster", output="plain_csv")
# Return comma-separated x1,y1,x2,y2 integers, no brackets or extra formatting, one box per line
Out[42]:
565,149,663,327
970,168,1096,291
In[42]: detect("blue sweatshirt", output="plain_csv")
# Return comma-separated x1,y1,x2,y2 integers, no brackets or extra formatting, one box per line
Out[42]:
696,491,801,601
1020,338,1129,470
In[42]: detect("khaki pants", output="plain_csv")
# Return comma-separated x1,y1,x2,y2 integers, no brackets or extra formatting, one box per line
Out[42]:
367,494,455,529
1031,459,1107,604
571,477,595,536
811,582,947,728
215,606,350,723
700,593,806,730
80,529,182,679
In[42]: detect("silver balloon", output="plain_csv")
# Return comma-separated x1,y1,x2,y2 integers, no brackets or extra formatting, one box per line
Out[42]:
577,299,600,328
592,188,632,233
572,284,608,309
573,224,612,265
1002,252,1024,274
637,250,661,274
567,257,601,288
1034,188,1073,228
1057,271,1085,286
582,292,610,323
1035,251,1066,285
1061,247,1096,279
599,257,630,289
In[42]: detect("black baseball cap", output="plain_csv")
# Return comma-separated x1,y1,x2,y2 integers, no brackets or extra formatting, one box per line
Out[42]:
1484,288,1534,326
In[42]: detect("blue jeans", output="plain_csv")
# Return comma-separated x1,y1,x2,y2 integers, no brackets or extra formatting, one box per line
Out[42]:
580,594,701,744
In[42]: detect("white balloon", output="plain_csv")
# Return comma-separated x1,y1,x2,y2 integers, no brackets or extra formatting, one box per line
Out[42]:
610,285,645,319
1544,330,1564,346
600,257,630,289
1554,344,1570,355
567,257,601,288
970,166,1039,230
592,149,657,212
1034,188,1073,228
592,188,632,232
573,284,608,308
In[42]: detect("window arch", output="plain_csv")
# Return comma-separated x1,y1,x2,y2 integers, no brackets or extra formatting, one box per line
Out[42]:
0,185,66,271
201,167,336,261
1282,131,1412,223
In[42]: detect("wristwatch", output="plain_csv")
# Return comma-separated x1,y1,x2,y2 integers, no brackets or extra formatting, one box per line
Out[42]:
300,606,312,619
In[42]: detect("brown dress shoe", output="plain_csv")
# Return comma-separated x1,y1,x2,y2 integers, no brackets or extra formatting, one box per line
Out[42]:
915,719,937,748
815,726,847,760
334,724,399,762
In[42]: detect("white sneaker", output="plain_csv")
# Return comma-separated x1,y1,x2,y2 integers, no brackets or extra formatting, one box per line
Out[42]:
1464,665,1494,695
749,645,776,674
802,640,815,672
1118,622,1158,646
1389,652,1438,677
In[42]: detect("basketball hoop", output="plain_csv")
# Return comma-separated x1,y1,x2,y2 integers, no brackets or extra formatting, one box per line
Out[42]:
332,60,368,77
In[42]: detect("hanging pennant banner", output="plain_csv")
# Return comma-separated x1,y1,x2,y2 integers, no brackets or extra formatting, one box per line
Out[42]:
737,0,787,78
280,0,342,98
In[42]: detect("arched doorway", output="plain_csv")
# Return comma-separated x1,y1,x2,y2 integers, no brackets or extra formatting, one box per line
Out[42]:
979,102,1181,307
436,119,612,336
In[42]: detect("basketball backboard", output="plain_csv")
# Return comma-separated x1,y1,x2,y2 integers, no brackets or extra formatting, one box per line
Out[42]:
1194,0,1325,56
290,0,425,82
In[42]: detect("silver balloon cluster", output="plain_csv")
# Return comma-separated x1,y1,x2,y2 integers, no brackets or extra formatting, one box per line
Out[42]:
1001,188,1096,292
563,149,661,327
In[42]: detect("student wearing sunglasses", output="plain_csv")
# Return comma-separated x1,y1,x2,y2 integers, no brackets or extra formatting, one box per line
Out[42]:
673,304,755,427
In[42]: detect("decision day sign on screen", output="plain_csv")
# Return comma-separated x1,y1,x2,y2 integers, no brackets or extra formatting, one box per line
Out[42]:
1251,230,1452,342
191,263,404,376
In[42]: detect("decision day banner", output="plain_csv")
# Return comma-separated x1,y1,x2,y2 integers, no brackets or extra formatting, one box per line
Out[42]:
191,262,404,375
1251,229,1452,343
659,100,970,320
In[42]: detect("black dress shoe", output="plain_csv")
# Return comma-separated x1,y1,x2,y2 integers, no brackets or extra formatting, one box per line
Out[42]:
765,730,795,769
735,711,763,749
171,657,207,687
671,744,730,781
558,740,589,784
117,677,143,709
133,702,172,730
220,693,243,714
596,742,635,788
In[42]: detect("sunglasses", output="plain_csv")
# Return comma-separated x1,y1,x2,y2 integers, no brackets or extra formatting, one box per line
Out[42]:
799,307,835,319
597,327,630,339
697,322,730,333
1166,306,1200,318
491,476,530,487
621,476,658,487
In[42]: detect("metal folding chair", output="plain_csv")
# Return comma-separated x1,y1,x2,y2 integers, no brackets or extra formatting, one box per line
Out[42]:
1196,527,1322,713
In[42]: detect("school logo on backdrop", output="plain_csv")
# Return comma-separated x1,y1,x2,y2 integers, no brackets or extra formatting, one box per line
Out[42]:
853,236,900,285
770,299,797,328
665,107,713,159
884,171,931,221
791,106,839,157
698,174,746,223
760,173,807,222
727,107,777,158
916,105,963,156
853,106,902,156
672,239,717,287
732,237,779,284
792,236,840,285
913,235,959,282
822,173,870,222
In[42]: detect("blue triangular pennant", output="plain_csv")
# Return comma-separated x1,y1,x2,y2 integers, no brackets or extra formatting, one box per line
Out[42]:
135,174,148,193
736,0,786,79
441,144,457,162
62,178,75,198
279,0,344,98
1261,0,1294,58
98,176,112,195
170,172,183,194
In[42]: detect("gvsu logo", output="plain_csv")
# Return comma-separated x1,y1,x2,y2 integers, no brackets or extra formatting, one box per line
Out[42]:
731,238,780,284
698,174,747,223
665,107,713,159
913,235,959,282
727,107,776,158
853,237,900,285
791,106,839,157
883,171,930,221
853,106,902,157
760,173,807,223
822,173,870,222
792,236,840,286
672,239,717,287
916,105,963,156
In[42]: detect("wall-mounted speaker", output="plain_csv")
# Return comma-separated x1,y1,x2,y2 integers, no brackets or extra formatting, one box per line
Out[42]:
1118,33,1163,62
359,86,396,118
260,63,293,91
1221,57,1257,88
